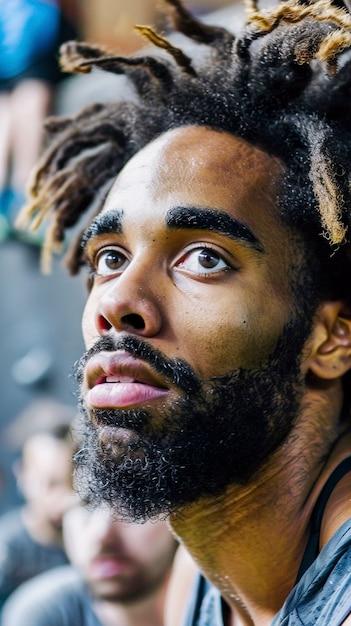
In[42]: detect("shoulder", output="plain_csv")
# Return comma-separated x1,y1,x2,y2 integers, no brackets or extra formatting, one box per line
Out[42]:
273,517,351,626
0,508,23,537
321,469,351,548
1,566,85,626
0,509,27,574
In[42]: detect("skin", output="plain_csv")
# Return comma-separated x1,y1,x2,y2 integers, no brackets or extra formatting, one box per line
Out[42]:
17,433,75,545
82,128,295,379
80,126,351,626
63,502,177,626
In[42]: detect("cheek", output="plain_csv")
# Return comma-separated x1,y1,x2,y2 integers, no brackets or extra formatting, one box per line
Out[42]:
66,532,92,567
82,296,98,347
174,296,287,377
171,304,260,377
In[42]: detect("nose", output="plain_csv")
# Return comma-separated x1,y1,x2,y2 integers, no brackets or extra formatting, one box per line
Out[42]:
95,264,163,338
90,508,124,549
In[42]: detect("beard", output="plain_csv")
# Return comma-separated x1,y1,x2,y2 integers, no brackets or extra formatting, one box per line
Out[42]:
74,315,312,523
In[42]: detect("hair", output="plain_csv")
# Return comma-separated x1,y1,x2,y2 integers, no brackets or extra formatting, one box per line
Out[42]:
17,0,351,304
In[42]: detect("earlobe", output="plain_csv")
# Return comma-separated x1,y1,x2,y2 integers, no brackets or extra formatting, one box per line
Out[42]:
306,302,351,380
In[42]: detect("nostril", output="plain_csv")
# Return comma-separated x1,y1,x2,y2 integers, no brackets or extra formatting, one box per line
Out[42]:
98,316,112,332
122,313,145,330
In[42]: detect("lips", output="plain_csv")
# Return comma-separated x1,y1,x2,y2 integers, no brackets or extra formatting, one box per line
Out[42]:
85,351,170,409
89,556,130,579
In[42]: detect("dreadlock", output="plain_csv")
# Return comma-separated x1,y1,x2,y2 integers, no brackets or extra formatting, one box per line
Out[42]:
16,0,351,290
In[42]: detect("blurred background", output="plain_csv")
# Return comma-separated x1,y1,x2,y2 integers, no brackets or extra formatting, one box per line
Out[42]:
0,0,253,513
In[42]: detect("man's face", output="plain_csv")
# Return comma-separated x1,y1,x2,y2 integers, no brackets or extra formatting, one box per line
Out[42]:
63,503,176,601
20,434,74,538
76,127,314,520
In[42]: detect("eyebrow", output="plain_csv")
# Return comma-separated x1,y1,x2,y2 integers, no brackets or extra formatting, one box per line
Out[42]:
82,205,264,253
82,210,123,249
166,206,264,252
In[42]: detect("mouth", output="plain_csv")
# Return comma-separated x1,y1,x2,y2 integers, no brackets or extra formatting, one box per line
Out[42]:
85,352,170,410
89,556,130,580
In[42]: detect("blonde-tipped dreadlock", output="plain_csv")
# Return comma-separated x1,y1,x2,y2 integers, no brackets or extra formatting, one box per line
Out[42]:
16,0,351,294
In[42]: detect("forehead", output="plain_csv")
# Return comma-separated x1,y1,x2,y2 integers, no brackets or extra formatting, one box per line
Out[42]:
103,126,286,234
23,435,71,471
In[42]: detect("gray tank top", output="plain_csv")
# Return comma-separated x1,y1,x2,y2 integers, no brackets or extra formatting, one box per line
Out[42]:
182,458,351,626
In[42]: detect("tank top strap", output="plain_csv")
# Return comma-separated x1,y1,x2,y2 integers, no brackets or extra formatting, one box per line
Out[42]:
295,456,351,583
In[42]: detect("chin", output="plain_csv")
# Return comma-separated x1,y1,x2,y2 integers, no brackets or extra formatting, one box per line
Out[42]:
96,424,148,462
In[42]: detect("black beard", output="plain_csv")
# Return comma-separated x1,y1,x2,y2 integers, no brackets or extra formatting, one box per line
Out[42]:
73,316,311,522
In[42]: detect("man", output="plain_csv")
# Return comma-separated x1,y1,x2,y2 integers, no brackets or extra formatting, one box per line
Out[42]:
1,499,178,626
0,422,74,610
17,0,351,624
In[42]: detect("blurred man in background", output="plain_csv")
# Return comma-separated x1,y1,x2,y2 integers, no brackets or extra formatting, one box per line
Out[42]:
1,499,178,626
0,421,75,610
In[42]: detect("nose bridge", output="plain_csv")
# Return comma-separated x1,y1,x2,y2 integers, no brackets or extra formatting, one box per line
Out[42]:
91,508,114,540
96,248,163,336
91,509,124,549
120,247,156,292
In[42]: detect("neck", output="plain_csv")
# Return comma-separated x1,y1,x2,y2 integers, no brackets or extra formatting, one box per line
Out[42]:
171,458,308,625
92,576,170,626
170,386,350,626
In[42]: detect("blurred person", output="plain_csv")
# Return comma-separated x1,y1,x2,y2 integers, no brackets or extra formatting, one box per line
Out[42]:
2,397,78,512
4,397,77,450
164,545,199,626
1,499,178,626
0,0,78,240
0,466,8,517
0,421,75,610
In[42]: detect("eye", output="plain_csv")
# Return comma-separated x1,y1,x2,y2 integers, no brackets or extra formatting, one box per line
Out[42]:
95,248,129,276
177,246,231,275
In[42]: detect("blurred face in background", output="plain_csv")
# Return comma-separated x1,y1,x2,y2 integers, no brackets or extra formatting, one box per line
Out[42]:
63,502,178,602
17,433,74,542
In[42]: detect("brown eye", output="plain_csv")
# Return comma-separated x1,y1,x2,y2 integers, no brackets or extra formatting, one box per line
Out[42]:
177,246,230,275
198,249,221,269
96,249,129,276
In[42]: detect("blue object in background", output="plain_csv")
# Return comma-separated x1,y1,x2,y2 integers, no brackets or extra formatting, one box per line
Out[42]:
0,0,60,79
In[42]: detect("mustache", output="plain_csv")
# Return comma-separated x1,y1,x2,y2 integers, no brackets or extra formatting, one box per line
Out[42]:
74,334,201,395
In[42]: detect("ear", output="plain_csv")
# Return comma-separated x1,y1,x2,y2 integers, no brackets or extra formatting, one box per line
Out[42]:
305,301,351,380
